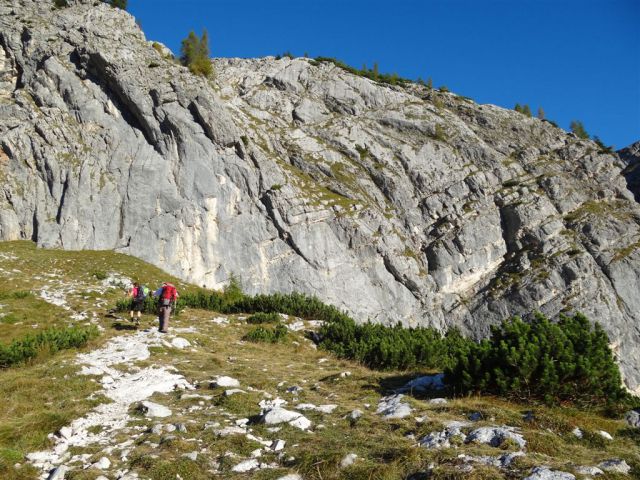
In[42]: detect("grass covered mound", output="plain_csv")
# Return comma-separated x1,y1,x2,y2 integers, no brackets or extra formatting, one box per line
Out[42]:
445,313,628,407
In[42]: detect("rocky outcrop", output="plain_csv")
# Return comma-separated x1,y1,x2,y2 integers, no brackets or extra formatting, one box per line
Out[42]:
619,140,640,201
1,1,639,390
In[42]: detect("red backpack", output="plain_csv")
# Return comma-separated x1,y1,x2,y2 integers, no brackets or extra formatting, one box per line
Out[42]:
161,284,177,305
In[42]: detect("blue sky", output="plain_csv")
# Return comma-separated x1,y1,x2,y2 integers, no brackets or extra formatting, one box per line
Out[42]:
129,0,639,149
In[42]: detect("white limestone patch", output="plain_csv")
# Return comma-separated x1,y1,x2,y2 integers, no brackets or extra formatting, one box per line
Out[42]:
523,467,575,480
466,426,526,449
296,403,337,414
419,421,470,449
27,330,192,478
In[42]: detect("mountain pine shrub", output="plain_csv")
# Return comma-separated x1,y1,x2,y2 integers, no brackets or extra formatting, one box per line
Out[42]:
246,312,281,324
570,120,589,139
244,324,288,343
445,313,628,406
0,326,99,368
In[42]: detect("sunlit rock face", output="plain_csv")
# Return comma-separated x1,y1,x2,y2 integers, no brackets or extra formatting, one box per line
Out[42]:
1,0,639,390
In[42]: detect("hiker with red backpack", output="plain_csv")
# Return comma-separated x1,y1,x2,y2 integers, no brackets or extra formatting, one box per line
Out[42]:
153,282,178,333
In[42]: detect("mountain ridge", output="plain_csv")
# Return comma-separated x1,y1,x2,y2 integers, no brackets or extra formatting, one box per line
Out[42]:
0,0,639,391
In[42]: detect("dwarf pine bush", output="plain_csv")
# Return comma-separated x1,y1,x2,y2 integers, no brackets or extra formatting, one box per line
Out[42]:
445,313,628,406
246,312,281,324
244,324,288,343
0,326,99,368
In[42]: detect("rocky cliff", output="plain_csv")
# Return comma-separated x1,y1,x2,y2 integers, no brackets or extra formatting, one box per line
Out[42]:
1,0,639,390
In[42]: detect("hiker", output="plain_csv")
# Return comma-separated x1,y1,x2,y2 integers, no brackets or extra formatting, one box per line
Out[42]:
153,282,178,333
128,282,149,325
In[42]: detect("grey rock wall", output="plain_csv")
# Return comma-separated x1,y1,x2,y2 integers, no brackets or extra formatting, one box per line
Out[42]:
1,0,639,391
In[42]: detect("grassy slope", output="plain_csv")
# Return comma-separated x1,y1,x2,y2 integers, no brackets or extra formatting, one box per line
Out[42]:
0,241,637,480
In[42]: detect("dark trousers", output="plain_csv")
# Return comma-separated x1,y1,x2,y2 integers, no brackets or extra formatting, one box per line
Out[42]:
159,305,171,332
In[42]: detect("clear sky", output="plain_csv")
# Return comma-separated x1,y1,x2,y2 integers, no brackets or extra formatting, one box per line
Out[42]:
128,0,639,149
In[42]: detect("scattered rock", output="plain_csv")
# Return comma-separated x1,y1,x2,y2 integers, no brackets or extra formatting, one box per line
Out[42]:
225,389,246,396
165,424,177,433
428,398,448,405
170,337,191,349
138,401,172,418
376,394,412,419
523,411,536,422
419,421,469,449
276,475,303,480
93,457,111,470
348,409,363,423
232,458,260,473
286,386,303,394
47,466,67,480
210,376,240,388
57,426,72,440
296,403,337,414
624,409,640,428
271,439,286,451
468,412,483,421
182,452,198,461
340,453,358,468
397,374,445,393
523,467,575,480
597,430,613,440
598,459,631,474
465,426,526,449
174,423,187,433
574,465,604,476
260,408,312,430
571,427,583,439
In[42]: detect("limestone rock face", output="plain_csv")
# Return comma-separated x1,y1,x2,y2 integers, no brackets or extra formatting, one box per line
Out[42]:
1,1,639,389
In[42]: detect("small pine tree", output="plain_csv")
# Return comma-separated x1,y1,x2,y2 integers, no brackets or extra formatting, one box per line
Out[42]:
537,107,545,120
514,103,522,113
426,77,433,90
372,62,379,80
180,29,213,78
570,120,589,139
522,104,532,117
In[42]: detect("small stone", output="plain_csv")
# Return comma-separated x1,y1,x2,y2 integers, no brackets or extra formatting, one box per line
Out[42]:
93,457,111,470
171,337,191,349
468,412,483,421
376,394,412,419
340,453,358,468
289,415,312,430
211,376,240,388
138,401,171,418
597,430,613,440
598,459,631,474
523,466,575,480
428,398,448,405
175,423,187,433
250,448,262,458
231,458,260,472
339,371,351,378
165,424,177,433
276,475,303,480
624,409,640,428
58,426,73,440
225,389,246,396
182,452,198,461
150,424,163,435
47,466,67,480
271,439,286,451
571,427,583,439
348,409,363,423
574,465,604,476
523,411,535,422
466,426,526,449
286,385,303,394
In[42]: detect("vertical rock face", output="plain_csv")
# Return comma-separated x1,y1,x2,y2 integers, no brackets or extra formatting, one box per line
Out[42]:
1,1,639,389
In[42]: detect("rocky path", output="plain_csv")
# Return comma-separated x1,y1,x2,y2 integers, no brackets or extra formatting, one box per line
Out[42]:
27,328,193,479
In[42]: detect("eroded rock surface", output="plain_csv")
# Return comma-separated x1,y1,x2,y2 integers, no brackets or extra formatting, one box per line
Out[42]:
1,0,639,389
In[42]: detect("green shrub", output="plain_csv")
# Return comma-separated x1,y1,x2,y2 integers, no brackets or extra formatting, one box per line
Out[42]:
244,324,288,343
12,291,32,299
92,270,107,280
0,326,99,368
445,313,628,407
314,57,411,86
246,312,281,324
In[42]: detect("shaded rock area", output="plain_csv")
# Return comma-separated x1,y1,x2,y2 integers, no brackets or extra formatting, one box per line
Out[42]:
0,0,639,394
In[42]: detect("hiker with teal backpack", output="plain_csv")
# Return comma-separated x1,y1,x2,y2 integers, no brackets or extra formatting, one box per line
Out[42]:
128,282,149,325
153,282,178,333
